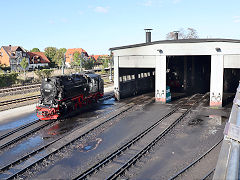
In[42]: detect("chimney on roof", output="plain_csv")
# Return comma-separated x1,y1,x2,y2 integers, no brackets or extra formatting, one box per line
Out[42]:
173,31,179,40
144,29,153,43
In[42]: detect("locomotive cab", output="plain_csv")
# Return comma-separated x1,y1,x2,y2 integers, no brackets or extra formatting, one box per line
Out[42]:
86,74,104,94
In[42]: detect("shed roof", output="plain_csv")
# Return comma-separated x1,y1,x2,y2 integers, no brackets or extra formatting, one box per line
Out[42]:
109,38,240,51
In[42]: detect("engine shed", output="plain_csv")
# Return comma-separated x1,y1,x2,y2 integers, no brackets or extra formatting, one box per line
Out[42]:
110,38,240,107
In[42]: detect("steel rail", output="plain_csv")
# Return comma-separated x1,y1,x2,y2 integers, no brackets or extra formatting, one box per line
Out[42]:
1,95,149,179
0,95,40,106
0,119,40,141
0,120,54,150
73,94,206,180
202,168,215,180
0,136,62,173
169,138,223,180
0,83,40,91
106,94,205,180
0,90,112,107
0,93,114,150
0,84,40,92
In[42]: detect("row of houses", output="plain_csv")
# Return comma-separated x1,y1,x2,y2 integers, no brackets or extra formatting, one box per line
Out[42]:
0,45,109,71
0,45,49,71
65,48,109,68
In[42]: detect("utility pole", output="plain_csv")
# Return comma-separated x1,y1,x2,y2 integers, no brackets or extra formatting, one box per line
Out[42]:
80,56,83,72
62,52,65,75
109,52,113,82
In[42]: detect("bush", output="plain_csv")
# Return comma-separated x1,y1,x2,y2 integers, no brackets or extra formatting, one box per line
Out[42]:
0,72,18,87
34,69,54,80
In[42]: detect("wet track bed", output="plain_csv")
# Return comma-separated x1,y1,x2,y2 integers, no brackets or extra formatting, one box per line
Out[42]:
4,94,154,179
0,111,37,137
0,96,117,176
0,93,230,179
22,95,193,179
0,94,151,179
122,97,230,180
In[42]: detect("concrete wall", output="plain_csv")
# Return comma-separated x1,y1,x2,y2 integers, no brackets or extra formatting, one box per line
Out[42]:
155,55,166,103
113,41,240,107
114,56,120,100
210,55,224,107
119,55,155,68
113,42,240,58
224,55,240,68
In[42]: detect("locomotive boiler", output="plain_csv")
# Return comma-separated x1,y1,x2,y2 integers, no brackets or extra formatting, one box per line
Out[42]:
36,73,104,120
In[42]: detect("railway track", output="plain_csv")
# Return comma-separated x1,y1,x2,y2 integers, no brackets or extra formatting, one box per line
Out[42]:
0,80,112,98
0,83,39,90
0,119,40,141
202,168,215,180
0,95,40,107
0,120,54,150
0,85,112,108
72,93,208,180
0,93,114,150
0,94,149,179
169,138,222,180
0,84,40,97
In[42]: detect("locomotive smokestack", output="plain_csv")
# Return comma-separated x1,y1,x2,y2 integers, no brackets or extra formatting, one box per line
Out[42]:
144,29,153,43
173,31,179,40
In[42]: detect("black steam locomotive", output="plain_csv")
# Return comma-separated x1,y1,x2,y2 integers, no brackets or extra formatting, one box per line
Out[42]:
36,73,104,120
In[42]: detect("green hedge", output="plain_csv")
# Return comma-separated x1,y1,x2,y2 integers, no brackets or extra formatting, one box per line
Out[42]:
0,72,18,87
34,69,54,80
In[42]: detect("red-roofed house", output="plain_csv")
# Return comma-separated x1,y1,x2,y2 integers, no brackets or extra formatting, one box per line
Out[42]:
0,45,50,71
92,54,110,65
0,45,28,71
27,52,50,70
65,48,89,67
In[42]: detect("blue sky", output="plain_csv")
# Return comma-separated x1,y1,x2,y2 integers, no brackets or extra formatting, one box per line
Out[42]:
0,0,239,54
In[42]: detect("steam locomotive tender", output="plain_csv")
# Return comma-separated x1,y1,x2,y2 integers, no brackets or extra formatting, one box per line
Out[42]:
36,73,104,120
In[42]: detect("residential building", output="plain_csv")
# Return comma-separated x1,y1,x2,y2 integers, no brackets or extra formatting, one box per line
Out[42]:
65,48,88,67
27,52,50,70
0,45,28,71
93,55,110,63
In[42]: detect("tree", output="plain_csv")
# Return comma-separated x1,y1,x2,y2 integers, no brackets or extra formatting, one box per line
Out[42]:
166,28,199,40
53,48,67,67
98,55,110,72
34,69,53,80
72,52,81,66
44,47,57,67
185,28,198,39
30,48,40,52
83,56,95,70
20,57,29,79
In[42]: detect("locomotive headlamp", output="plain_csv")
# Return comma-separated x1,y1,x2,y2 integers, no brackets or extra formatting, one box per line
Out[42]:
45,78,48,82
